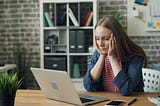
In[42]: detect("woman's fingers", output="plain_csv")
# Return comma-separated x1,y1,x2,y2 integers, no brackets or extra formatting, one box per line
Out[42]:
112,35,115,49
110,33,114,49
108,33,116,56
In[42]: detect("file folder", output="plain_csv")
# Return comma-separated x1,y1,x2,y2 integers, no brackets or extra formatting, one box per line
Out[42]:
77,30,84,53
69,30,76,53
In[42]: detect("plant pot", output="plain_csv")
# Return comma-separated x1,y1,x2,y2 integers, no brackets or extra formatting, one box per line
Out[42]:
0,94,15,106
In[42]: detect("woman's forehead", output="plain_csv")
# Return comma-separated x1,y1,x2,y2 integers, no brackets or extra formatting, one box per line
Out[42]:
95,26,112,36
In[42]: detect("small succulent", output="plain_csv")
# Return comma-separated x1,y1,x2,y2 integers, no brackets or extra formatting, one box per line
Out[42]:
0,72,21,97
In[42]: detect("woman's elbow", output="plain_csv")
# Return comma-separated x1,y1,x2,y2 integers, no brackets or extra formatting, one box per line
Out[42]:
119,90,131,96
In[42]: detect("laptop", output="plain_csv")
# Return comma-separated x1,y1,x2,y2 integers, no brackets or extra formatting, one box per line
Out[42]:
31,67,108,106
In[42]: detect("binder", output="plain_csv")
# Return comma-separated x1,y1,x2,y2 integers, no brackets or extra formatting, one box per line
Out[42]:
76,30,84,53
69,30,76,53
68,8,79,26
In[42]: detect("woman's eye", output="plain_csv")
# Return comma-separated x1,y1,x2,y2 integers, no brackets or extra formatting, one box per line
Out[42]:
104,38,109,41
95,37,99,40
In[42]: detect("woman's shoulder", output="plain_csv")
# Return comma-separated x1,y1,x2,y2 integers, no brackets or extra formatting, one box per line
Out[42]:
91,50,100,60
93,50,100,56
128,55,144,62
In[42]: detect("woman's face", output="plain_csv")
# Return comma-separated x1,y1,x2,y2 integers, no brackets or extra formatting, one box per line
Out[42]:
94,26,112,54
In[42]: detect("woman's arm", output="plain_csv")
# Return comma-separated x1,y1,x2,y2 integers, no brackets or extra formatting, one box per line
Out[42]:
83,50,104,91
108,34,122,76
113,56,144,96
109,57,122,76
90,54,105,80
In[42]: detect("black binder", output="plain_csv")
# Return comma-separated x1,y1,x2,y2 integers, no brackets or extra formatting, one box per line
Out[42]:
77,30,84,53
69,30,76,53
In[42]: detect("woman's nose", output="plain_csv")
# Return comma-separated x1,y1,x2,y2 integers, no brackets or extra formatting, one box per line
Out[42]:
99,39,104,47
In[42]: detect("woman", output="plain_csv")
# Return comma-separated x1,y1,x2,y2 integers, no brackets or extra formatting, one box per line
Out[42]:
83,17,147,96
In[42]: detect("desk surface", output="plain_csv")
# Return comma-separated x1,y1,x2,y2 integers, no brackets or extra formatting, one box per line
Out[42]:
15,90,159,106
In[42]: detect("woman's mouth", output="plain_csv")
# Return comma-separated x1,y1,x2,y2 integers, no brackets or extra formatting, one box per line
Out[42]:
99,48,107,51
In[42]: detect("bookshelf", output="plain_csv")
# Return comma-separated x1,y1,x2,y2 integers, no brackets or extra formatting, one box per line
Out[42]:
40,0,97,91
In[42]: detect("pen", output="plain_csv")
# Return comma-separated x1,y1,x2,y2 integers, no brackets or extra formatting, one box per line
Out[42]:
128,98,137,106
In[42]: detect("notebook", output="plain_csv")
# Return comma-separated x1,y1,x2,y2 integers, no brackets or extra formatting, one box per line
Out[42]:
31,67,108,106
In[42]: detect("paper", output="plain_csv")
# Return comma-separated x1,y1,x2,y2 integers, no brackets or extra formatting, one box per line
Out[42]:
148,97,159,105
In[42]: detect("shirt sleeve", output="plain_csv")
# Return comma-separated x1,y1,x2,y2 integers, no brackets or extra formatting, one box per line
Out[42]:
83,50,104,92
113,55,144,96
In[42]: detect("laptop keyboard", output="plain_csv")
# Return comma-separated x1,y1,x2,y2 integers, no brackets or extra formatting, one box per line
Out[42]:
79,94,96,103
80,97,94,103
79,93,108,103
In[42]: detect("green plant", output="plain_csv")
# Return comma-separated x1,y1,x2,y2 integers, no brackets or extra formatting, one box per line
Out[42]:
13,43,32,89
0,72,21,96
112,12,124,25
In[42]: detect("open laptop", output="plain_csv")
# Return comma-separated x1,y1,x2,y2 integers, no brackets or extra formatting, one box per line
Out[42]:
31,67,108,106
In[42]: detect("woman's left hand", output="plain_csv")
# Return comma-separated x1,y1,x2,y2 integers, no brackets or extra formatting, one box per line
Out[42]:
108,33,116,58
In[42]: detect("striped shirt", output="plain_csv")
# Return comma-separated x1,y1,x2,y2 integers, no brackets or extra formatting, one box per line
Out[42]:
103,56,121,92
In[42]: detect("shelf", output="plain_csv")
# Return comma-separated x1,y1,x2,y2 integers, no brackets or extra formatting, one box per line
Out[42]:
146,28,160,32
50,44,67,47
43,27,67,30
44,53,67,55
69,53,93,56
40,0,97,91
69,26,93,29
44,26,94,30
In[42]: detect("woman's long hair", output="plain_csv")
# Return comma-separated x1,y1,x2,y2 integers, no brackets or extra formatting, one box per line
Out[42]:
95,17,147,67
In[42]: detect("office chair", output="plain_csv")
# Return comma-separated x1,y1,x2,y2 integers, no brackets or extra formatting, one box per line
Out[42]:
142,68,160,92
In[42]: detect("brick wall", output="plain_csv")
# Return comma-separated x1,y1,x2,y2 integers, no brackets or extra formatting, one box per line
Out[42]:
0,0,159,89
130,36,160,65
0,0,40,89
0,0,40,66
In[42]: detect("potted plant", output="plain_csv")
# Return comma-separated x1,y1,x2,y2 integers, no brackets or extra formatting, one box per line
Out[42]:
2,42,32,89
12,43,32,89
112,12,124,25
0,72,21,106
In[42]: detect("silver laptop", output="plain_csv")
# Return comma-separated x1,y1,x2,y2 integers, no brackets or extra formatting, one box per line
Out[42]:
31,67,108,106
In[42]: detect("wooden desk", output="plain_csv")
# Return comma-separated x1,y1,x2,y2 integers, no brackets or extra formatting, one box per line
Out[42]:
15,90,159,106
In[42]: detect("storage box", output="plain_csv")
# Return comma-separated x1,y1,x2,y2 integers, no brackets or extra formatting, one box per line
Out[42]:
44,56,67,71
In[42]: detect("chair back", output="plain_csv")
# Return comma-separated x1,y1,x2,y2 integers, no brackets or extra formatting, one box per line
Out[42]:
142,68,160,92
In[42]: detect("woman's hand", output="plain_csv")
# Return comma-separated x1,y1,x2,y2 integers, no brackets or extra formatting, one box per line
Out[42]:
108,33,116,58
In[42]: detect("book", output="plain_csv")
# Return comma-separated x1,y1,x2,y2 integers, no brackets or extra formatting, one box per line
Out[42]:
44,12,54,27
56,12,66,26
60,12,67,26
68,8,79,26
85,11,93,26
82,11,91,26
